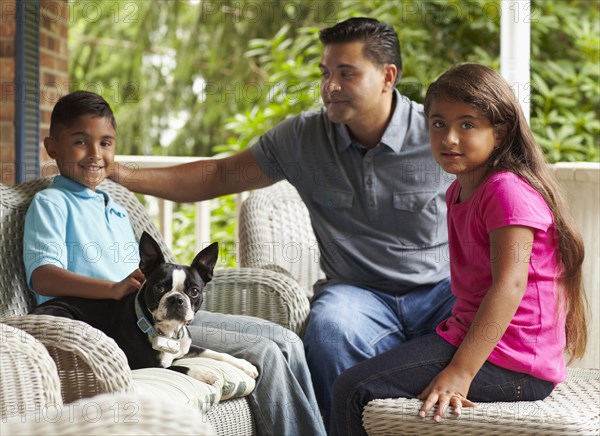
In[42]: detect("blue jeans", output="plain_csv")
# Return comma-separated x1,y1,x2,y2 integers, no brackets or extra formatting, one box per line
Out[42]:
330,333,555,436
303,278,454,430
189,311,326,436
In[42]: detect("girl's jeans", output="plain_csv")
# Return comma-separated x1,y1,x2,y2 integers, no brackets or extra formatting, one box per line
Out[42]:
330,332,554,435
304,278,456,429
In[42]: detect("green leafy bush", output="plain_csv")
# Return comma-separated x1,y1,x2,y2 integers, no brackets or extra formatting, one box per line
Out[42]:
69,1,598,264
203,0,598,266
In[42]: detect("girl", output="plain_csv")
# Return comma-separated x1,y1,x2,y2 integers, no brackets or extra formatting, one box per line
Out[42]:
329,63,587,435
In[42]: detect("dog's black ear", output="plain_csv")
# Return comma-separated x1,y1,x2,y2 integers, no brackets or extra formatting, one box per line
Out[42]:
139,231,165,275
191,242,219,283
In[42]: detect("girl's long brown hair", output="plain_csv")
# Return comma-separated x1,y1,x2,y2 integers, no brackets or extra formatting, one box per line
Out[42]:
424,63,588,361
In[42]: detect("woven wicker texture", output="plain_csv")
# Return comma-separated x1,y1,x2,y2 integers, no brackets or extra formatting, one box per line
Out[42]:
206,397,254,436
239,181,325,298
362,367,600,435
2,315,135,404
2,391,216,435
0,179,49,318
98,179,176,263
0,323,63,420
1,176,317,435
205,267,310,335
0,177,173,319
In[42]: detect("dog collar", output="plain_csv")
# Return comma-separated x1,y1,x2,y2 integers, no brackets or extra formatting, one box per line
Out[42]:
135,286,160,338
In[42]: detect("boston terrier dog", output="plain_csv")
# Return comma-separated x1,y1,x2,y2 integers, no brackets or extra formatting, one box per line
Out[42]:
30,231,258,383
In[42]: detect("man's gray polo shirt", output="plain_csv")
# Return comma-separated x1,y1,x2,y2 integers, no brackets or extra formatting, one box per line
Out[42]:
251,90,452,295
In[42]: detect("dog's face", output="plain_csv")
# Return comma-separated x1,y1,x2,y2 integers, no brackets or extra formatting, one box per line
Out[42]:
137,232,218,337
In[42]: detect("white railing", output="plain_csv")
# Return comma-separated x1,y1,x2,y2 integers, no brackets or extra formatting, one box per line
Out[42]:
115,155,215,254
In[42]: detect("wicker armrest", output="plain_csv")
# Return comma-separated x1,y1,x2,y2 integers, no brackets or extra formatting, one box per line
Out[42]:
362,367,600,435
1,315,135,404
3,391,216,435
1,323,63,421
203,268,310,336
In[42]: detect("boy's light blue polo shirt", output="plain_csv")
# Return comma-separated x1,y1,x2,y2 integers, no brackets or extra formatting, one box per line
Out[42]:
23,175,140,304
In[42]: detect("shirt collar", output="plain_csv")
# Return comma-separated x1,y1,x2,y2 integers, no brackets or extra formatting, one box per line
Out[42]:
380,90,409,154
334,89,410,155
52,175,109,202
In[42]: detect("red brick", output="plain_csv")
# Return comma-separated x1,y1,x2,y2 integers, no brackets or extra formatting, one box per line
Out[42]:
0,120,13,143
0,0,69,183
0,39,14,57
0,142,15,163
0,58,14,81
0,21,15,38
0,97,14,119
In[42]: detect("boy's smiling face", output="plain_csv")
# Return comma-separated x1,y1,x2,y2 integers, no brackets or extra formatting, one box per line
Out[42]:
44,114,116,191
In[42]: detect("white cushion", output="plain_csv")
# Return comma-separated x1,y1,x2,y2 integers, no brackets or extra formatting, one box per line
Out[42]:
132,367,221,412
174,357,256,400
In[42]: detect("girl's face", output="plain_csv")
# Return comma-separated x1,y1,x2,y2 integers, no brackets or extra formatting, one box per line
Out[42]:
427,97,503,188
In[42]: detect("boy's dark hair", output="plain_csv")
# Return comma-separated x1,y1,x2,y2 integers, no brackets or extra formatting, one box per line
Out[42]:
49,90,116,137
319,17,402,84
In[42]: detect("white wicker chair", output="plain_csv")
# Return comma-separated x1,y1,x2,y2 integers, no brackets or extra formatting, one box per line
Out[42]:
238,181,600,435
239,181,325,299
0,177,310,436
4,392,216,435
1,324,216,435
1,322,63,420
363,367,600,435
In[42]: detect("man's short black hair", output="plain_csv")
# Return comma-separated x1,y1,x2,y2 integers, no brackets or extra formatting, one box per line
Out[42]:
319,17,402,84
50,90,116,137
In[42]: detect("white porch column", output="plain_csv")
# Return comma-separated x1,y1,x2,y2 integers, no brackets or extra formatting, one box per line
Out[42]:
500,0,531,123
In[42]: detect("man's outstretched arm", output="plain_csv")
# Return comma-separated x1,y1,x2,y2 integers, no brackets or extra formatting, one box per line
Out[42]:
111,148,275,202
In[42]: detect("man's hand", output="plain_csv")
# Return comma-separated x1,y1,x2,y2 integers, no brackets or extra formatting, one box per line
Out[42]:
109,161,134,185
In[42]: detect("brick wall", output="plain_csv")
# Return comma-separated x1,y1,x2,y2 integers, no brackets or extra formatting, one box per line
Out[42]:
39,0,68,177
0,0,68,185
0,0,16,183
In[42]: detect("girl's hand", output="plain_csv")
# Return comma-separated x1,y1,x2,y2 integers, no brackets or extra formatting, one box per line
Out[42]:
111,268,145,300
417,366,476,422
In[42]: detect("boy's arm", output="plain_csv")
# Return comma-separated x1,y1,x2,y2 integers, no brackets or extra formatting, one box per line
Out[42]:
112,148,274,202
32,265,145,300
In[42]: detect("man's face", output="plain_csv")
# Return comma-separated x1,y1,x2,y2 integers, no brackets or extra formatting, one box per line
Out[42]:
45,115,116,191
319,41,394,129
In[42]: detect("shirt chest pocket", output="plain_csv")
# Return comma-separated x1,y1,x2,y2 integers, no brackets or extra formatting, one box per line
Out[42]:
392,191,440,246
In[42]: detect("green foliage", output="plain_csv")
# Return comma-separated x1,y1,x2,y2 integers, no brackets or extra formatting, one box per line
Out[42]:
171,195,238,267
529,1,599,162
221,0,505,145
219,0,599,163
69,0,599,264
69,0,320,157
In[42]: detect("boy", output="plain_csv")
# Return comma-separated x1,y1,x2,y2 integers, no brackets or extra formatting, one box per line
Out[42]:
24,90,144,304
24,90,326,436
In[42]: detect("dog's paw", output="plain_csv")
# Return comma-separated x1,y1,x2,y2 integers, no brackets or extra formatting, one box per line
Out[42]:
188,367,220,385
233,358,259,379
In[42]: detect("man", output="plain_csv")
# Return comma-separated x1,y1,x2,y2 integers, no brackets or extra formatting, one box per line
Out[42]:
114,17,454,431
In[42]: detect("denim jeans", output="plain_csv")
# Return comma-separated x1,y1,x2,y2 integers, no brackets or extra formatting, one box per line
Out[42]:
303,278,455,430
189,311,326,436
330,333,555,436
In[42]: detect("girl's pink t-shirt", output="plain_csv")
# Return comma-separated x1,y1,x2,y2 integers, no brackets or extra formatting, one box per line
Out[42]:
436,171,566,384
